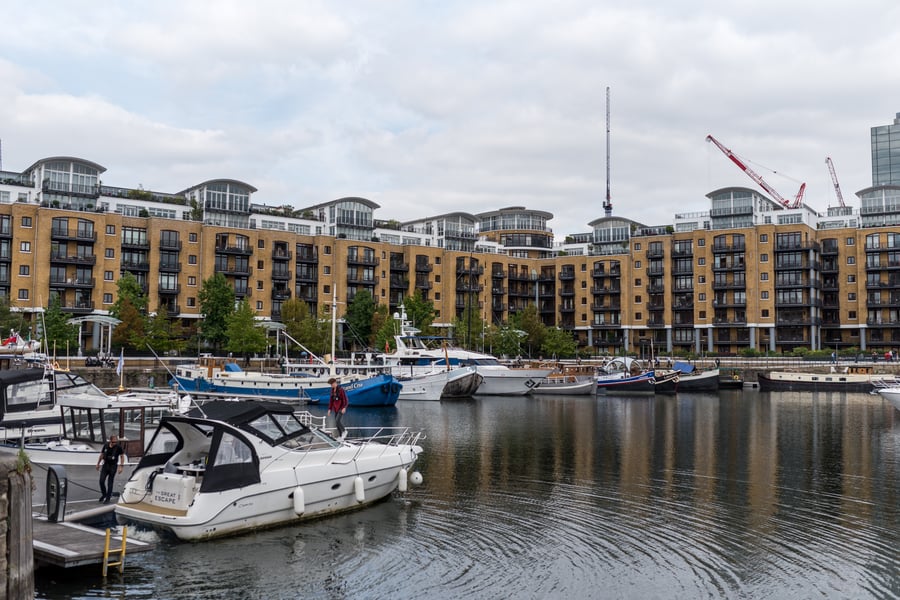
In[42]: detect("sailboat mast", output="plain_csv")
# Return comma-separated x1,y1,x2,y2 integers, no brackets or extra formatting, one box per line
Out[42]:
330,287,338,377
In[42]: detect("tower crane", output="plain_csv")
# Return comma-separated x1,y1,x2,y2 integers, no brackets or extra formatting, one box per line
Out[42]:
706,134,806,209
825,156,845,208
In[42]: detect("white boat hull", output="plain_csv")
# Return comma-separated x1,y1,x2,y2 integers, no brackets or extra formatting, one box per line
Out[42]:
877,388,900,412
476,367,550,396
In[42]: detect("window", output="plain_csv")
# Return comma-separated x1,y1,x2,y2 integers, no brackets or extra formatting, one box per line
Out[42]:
697,257,705,266
106,225,115,235
189,233,198,243
18,265,29,276
698,275,705,284
634,278,641,286
848,310,857,319
847,256,855,265
635,261,642,269
760,254,768,262
323,245,332,255
435,292,441,301
188,255,197,265
698,239,705,247
324,266,331,275
699,311,706,319
761,291,769,299
257,260,264,270
187,297,196,307
258,239,265,249
848,275,856,283
435,274,441,282
256,301,263,310
848,293,856,301
323,285,331,295
19,242,31,253
188,276,196,286
761,309,769,318
634,243,641,251
846,237,855,246
256,280,264,290
635,312,642,320
635,295,642,304
698,293,706,301
103,293,113,304
21,217,32,227
105,248,115,258
761,273,768,281
760,234,768,243
104,271,113,281
17,289,28,300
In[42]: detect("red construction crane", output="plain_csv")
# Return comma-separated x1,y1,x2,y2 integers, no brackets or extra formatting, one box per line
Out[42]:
706,134,805,209
825,156,845,208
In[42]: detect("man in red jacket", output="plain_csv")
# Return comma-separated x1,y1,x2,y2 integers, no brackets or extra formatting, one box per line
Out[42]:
327,378,349,440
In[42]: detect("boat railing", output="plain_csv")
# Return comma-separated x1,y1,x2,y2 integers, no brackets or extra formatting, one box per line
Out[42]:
346,426,426,450
295,411,326,428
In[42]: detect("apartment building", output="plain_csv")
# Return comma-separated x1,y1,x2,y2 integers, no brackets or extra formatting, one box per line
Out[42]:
2,114,899,356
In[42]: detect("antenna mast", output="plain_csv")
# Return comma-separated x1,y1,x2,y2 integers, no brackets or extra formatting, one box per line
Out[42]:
603,87,612,217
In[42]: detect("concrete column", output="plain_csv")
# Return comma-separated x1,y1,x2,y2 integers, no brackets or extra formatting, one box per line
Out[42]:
695,328,701,354
666,328,673,353
750,326,756,349
860,328,867,351
707,329,714,354
770,326,776,353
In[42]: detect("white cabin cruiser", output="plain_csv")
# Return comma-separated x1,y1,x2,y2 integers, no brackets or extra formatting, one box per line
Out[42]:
115,400,424,541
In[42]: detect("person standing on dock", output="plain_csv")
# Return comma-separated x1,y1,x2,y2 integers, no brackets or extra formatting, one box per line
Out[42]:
96,435,125,503
327,378,349,440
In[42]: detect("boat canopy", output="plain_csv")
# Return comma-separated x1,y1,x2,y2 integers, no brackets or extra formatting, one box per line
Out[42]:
223,363,243,373
673,361,695,374
186,400,294,425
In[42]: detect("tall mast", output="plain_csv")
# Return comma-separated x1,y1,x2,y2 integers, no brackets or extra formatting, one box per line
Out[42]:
603,87,612,217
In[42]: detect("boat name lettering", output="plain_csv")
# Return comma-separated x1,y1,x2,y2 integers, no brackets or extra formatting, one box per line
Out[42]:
152,490,181,505
346,382,364,390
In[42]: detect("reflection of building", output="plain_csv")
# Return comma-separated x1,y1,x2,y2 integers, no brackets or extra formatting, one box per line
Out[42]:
3,114,900,355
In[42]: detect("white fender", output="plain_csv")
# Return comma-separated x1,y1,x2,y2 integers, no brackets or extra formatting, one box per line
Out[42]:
354,476,365,503
398,468,408,493
409,471,423,486
293,486,305,515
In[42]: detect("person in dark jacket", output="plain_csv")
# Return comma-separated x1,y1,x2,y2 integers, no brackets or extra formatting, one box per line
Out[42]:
96,434,125,503
327,378,349,440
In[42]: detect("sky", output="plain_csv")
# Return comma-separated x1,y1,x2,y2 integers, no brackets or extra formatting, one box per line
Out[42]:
2,1,900,238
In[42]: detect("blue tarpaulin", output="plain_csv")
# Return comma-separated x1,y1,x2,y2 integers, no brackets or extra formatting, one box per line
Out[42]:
673,361,695,374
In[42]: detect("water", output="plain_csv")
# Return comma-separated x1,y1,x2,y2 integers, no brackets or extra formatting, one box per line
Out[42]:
36,390,900,599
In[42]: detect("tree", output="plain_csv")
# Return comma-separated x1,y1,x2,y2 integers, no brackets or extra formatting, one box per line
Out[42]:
0,297,27,340
541,328,578,359
110,272,148,317
373,305,396,353
511,304,546,358
280,298,331,358
344,290,376,351
488,326,526,359
225,299,267,363
198,273,235,352
401,290,435,335
452,303,486,351
40,297,79,354
111,298,147,350
145,313,187,355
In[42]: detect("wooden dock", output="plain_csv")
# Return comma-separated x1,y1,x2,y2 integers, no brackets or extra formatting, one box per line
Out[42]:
32,510,155,568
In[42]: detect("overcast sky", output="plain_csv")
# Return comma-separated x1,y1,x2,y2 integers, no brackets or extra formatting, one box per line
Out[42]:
2,1,899,237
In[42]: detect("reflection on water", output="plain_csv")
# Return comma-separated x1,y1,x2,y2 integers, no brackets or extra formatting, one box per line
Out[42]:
37,391,900,599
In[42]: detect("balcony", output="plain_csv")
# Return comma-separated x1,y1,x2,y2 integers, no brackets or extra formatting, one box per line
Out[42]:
271,268,292,281
159,261,182,273
121,238,150,250
415,262,433,273
50,277,95,289
491,269,506,279
347,274,379,286
50,253,97,266
296,248,318,263
220,265,253,277
591,286,621,295
215,244,253,256
51,228,98,243
61,301,95,314
712,242,746,254
159,239,183,251
121,259,150,272
347,254,379,267
558,270,576,281
272,250,293,261
159,283,181,296
390,261,409,272
272,288,292,300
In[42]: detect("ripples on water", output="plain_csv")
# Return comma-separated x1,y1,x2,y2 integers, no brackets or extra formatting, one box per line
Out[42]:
37,391,900,599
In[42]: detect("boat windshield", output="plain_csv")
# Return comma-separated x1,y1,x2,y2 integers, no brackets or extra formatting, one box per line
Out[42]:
466,357,501,366
244,411,314,447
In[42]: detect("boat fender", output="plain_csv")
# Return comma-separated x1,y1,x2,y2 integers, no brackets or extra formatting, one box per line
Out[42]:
733,374,740,381
381,383,390,394
354,476,365,503
390,382,401,394
409,471,424,486
398,468,408,492
293,486,305,515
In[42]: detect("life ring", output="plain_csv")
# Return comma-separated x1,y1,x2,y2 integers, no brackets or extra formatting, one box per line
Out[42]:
732,374,740,381
381,383,390,394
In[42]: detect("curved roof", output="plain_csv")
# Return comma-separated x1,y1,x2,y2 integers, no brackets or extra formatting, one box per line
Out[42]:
476,206,553,219
856,184,900,196
24,156,106,175
302,196,381,211
178,179,258,195
587,215,645,228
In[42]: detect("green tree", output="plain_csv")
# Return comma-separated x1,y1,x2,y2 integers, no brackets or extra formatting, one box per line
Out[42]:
373,305,395,353
401,290,435,334
511,304,546,358
489,326,526,359
541,328,578,359
198,273,235,352
145,313,187,354
452,303,486,351
110,272,148,317
345,290,376,350
225,299,267,363
41,297,79,354
111,298,147,350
